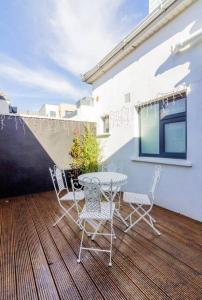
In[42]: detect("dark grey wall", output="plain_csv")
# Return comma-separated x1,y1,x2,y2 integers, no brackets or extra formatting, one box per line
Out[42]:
0,115,95,198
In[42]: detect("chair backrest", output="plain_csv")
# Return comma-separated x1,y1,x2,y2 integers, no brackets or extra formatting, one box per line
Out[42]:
83,177,102,213
149,165,162,203
71,178,83,214
49,165,68,199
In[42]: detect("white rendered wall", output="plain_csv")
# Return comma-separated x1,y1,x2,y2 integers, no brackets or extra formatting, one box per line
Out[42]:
39,104,59,118
91,1,202,221
71,105,97,122
0,101,9,114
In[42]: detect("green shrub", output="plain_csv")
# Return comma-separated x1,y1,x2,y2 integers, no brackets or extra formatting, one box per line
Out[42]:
69,135,83,170
69,125,100,174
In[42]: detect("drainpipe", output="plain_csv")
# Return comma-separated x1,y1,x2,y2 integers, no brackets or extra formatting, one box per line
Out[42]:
171,29,202,54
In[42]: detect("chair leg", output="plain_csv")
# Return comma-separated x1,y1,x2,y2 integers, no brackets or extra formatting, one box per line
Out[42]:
91,221,103,240
124,206,151,233
77,220,85,263
117,192,121,211
135,207,161,235
125,203,139,222
115,208,129,227
53,211,67,226
125,203,156,226
109,220,113,267
124,206,161,235
138,205,156,223
112,226,116,239
54,203,82,228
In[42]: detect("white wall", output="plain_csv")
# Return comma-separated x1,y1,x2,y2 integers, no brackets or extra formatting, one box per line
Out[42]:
91,0,202,221
0,100,9,114
71,105,97,122
39,104,59,118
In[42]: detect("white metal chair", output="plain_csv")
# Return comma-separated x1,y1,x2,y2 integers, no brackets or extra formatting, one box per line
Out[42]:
77,177,116,266
101,161,123,212
49,165,84,227
123,165,162,235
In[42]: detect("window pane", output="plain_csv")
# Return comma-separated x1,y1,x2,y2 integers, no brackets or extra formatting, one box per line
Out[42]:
103,115,109,133
50,111,56,117
140,104,159,154
165,121,186,153
160,98,185,119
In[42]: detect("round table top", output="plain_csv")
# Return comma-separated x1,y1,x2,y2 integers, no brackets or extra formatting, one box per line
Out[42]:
78,172,127,186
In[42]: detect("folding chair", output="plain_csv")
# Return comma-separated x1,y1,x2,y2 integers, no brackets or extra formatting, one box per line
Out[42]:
77,177,116,266
123,165,161,235
101,161,123,212
49,165,84,227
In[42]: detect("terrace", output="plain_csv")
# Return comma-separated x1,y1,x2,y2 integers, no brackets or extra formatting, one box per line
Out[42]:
1,191,202,300
1,1,202,299
0,114,202,300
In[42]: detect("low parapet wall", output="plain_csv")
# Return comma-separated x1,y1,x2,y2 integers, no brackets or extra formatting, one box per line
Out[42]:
0,115,95,198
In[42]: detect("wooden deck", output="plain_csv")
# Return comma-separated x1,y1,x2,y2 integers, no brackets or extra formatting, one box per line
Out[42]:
0,191,202,300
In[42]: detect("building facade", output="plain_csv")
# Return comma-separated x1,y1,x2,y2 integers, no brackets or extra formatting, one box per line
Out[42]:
0,91,10,114
0,91,17,114
83,0,202,221
38,103,76,118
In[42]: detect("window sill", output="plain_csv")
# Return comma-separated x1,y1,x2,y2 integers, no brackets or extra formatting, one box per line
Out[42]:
97,133,111,138
131,156,192,167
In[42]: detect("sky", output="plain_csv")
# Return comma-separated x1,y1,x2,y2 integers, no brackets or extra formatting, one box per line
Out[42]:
0,0,148,112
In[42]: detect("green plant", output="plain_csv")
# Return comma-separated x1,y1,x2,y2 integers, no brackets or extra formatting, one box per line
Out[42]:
69,135,83,170
69,125,101,174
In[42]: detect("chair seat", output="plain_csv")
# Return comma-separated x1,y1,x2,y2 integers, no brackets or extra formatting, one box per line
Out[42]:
80,202,115,220
123,192,151,205
60,191,84,201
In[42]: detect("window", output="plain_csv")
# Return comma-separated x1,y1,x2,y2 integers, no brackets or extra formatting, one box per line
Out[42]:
139,94,186,159
124,93,131,103
64,110,72,118
102,115,109,133
49,111,56,118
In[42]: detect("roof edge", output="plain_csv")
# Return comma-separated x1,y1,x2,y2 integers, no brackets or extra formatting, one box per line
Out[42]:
82,0,196,84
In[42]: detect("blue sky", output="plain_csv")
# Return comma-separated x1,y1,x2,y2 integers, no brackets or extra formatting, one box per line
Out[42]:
0,0,148,112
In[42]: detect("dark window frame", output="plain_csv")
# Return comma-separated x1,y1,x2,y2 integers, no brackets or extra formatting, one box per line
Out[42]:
102,115,110,133
139,95,187,159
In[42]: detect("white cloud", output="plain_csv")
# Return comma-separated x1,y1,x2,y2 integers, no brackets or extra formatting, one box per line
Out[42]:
44,0,142,74
0,55,85,99
0,0,144,110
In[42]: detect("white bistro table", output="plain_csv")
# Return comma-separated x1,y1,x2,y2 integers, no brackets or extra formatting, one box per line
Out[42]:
78,172,128,227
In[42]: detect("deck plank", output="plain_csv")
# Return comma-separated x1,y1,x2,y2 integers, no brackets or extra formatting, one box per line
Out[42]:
46,196,169,300
31,193,103,300
1,191,202,300
121,205,202,274
152,206,202,247
0,199,17,300
54,195,202,300
12,197,38,300
40,193,139,300
22,195,60,300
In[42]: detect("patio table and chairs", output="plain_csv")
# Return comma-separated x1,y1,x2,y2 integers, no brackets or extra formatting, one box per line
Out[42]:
78,171,128,227
50,164,162,267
